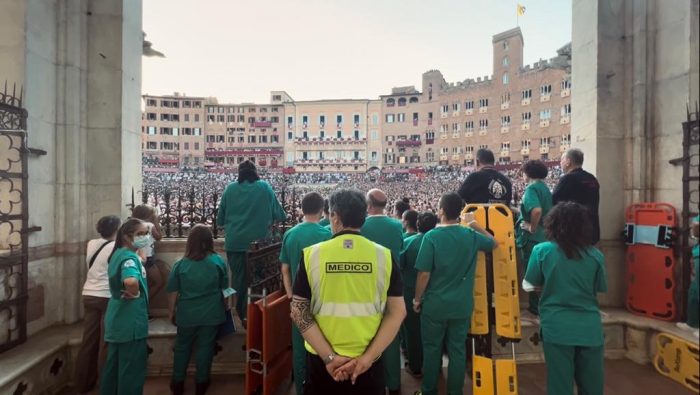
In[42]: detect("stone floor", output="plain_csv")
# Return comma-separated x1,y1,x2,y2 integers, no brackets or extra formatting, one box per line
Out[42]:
76,359,692,395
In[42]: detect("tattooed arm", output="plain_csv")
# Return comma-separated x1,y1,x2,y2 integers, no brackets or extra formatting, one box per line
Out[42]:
290,296,334,358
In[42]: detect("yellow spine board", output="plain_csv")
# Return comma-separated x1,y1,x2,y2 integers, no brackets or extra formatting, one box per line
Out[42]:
653,332,700,392
472,355,495,395
464,205,489,335
488,205,522,339
495,358,519,395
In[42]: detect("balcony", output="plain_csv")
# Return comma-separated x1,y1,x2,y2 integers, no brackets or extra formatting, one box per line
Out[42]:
501,102,510,110
452,111,460,117
560,144,570,152
479,129,488,136
500,150,510,157
540,94,551,103
521,122,531,131
561,88,571,97
452,133,460,139
501,127,510,134
560,116,571,125
479,107,488,114
540,119,550,127
466,109,474,115
540,146,550,154
440,133,448,140
465,131,473,137
295,137,366,145
440,113,448,119
521,148,530,155
440,155,448,161
521,98,531,106
253,121,272,128
452,154,461,160
396,140,422,147
426,138,435,145
465,153,473,160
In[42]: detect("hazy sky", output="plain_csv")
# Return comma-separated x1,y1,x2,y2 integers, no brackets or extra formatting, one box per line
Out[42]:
142,0,571,103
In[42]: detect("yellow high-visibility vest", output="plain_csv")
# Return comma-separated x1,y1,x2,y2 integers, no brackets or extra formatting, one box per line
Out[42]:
303,233,392,358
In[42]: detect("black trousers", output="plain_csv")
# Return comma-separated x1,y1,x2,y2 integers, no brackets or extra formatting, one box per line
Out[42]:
304,352,385,395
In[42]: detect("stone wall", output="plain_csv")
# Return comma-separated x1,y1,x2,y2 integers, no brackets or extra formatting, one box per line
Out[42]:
572,0,700,307
0,0,143,337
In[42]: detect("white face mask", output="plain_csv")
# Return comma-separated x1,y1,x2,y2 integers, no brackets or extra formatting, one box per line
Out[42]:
133,234,151,249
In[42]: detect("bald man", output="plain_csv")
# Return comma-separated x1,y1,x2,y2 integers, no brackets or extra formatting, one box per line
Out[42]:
361,189,404,394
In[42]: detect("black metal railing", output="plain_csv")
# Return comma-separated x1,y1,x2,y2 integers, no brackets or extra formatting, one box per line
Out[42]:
135,184,299,239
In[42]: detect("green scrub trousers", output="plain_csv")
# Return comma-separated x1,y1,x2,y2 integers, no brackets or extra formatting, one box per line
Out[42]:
382,336,401,391
291,325,306,395
100,339,148,395
542,342,604,395
403,287,423,373
520,240,540,315
420,314,469,395
172,325,219,384
227,251,248,321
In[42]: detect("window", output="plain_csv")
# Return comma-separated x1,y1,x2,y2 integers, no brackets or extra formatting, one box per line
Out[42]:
194,142,200,150
479,144,488,149
271,116,279,123
562,134,571,144
501,115,511,126
466,145,474,153
465,100,474,110
540,109,552,120
372,114,379,125
522,112,532,121
302,115,308,125
561,104,572,116
465,121,474,131
260,135,268,143
441,124,449,133
371,151,378,160
184,142,190,150
273,95,282,101
503,40,509,50
319,115,325,126
452,146,461,154
501,92,511,104
452,102,460,112
441,105,449,113
540,137,552,146
371,130,378,140
387,98,395,107
502,56,509,67
441,147,449,154
501,142,510,151
521,139,531,149
398,98,407,107
146,99,157,106
540,84,552,96
336,130,342,138
397,113,405,123
354,130,360,139
320,130,326,139
217,115,225,122
146,141,157,149
287,116,294,125
227,115,235,122
184,114,190,122
522,89,532,99
561,79,572,90
452,122,460,132
353,114,360,124
385,114,395,123
409,97,419,103
479,98,489,107
147,126,156,135
248,135,257,143
479,119,489,130
336,114,343,125
193,128,201,136
288,132,293,140
502,73,509,85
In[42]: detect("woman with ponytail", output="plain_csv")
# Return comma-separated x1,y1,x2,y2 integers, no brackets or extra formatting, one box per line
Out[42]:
100,218,151,395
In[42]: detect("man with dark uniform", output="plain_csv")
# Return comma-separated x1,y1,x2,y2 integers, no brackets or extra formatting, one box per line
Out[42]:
458,148,513,205
291,189,406,395
553,148,601,244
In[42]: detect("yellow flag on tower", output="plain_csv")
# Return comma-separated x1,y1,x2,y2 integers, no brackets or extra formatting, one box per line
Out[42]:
517,4,526,16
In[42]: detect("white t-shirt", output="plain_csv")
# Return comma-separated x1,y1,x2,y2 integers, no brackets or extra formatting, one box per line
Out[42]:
82,238,115,298
141,222,156,258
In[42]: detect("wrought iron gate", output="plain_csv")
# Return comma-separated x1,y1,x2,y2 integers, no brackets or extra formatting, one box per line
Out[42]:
0,83,29,353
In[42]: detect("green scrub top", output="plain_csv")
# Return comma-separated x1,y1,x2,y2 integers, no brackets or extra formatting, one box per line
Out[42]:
280,221,332,278
414,225,495,320
524,241,607,346
216,180,286,252
403,231,417,240
693,215,700,290
400,233,424,289
104,248,149,343
319,217,330,227
361,215,404,262
516,180,553,246
166,253,229,327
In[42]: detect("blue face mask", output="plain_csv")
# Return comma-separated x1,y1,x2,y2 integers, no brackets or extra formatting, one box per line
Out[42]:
133,234,151,249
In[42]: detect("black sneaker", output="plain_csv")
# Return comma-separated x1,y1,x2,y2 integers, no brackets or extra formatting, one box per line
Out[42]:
148,314,155,322
406,366,423,378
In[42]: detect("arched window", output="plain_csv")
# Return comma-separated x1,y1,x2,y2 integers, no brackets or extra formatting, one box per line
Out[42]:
502,73,509,85
386,98,395,107
409,97,419,103
502,56,509,67
398,98,407,107
503,40,509,50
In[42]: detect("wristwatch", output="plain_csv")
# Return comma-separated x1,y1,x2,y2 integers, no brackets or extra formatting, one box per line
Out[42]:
323,352,336,365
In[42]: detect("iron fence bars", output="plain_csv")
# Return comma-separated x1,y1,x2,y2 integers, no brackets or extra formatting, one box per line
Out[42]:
0,83,28,353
